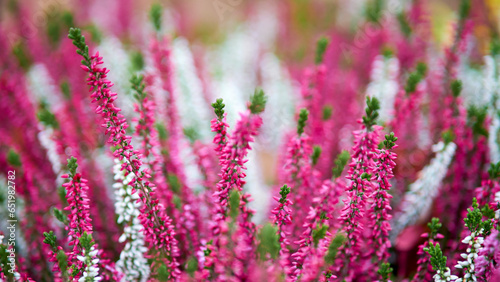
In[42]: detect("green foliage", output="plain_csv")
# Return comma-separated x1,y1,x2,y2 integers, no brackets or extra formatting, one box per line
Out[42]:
167,174,181,194
150,3,163,32
249,89,267,114
78,232,94,251
451,79,463,98
212,98,226,120
172,195,182,211
297,108,309,135
459,0,471,20
56,250,68,275
482,205,496,220
12,41,32,71
405,63,427,94
312,224,328,247
257,224,280,260
365,0,384,23
60,80,71,99
67,156,78,176
130,74,147,101
156,122,168,141
52,207,68,225
362,96,380,129
43,231,58,248
130,50,145,71
381,47,394,58
427,218,442,238
84,24,102,44
58,186,67,204
377,262,393,282
361,172,372,180
311,146,322,166
157,263,170,281
424,242,448,274
278,185,291,204
467,105,488,137
228,190,240,220
68,27,90,67
186,256,198,277
315,37,329,65
7,149,21,167
397,12,412,38
416,62,427,77
183,127,200,143
46,10,74,47
383,132,398,149
491,37,500,56
442,130,455,144
489,162,500,179
37,100,59,129
0,245,14,279
324,234,345,265
322,105,333,121
332,150,350,178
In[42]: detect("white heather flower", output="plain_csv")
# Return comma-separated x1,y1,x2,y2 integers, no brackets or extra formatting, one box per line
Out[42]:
78,246,101,282
452,230,486,282
113,159,150,282
366,54,400,123
391,141,457,241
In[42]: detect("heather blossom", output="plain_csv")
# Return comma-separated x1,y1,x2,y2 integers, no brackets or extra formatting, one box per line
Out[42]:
68,28,180,277
337,96,382,277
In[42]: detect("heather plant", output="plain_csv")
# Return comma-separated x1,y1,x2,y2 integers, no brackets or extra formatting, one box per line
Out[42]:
3,0,500,281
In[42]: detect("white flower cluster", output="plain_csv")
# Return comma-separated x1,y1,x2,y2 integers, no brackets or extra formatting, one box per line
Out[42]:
453,231,485,282
113,159,150,282
77,247,101,282
366,54,400,123
433,267,457,282
391,141,457,241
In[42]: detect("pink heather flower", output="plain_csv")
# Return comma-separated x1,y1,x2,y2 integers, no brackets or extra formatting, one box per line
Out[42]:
213,110,262,221
61,173,91,247
271,184,293,275
337,121,381,278
413,221,445,282
292,179,343,280
367,133,398,271
69,29,180,277
475,229,499,280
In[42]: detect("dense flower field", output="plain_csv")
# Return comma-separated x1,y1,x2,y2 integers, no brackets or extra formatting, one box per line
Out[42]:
2,0,500,281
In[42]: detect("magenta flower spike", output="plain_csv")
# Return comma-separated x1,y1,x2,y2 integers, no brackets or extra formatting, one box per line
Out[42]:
68,28,180,278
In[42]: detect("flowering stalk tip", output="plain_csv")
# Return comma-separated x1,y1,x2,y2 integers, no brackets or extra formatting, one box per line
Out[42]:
249,89,267,114
315,36,329,65
297,108,309,135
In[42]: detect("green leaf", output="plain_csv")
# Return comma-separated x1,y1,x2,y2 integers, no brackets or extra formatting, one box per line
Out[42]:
228,189,240,220
311,146,322,166
315,37,329,65
249,89,267,114
322,105,333,121
257,223,280,260
7,149,21,167
451,79,463,98
312,224,328,247
324,233,345,265
362,96,380,129
211,98,226,120
297,108,309,135
278,185,291,204
67,157,78,175
149,3,163,32
332,150,350,178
